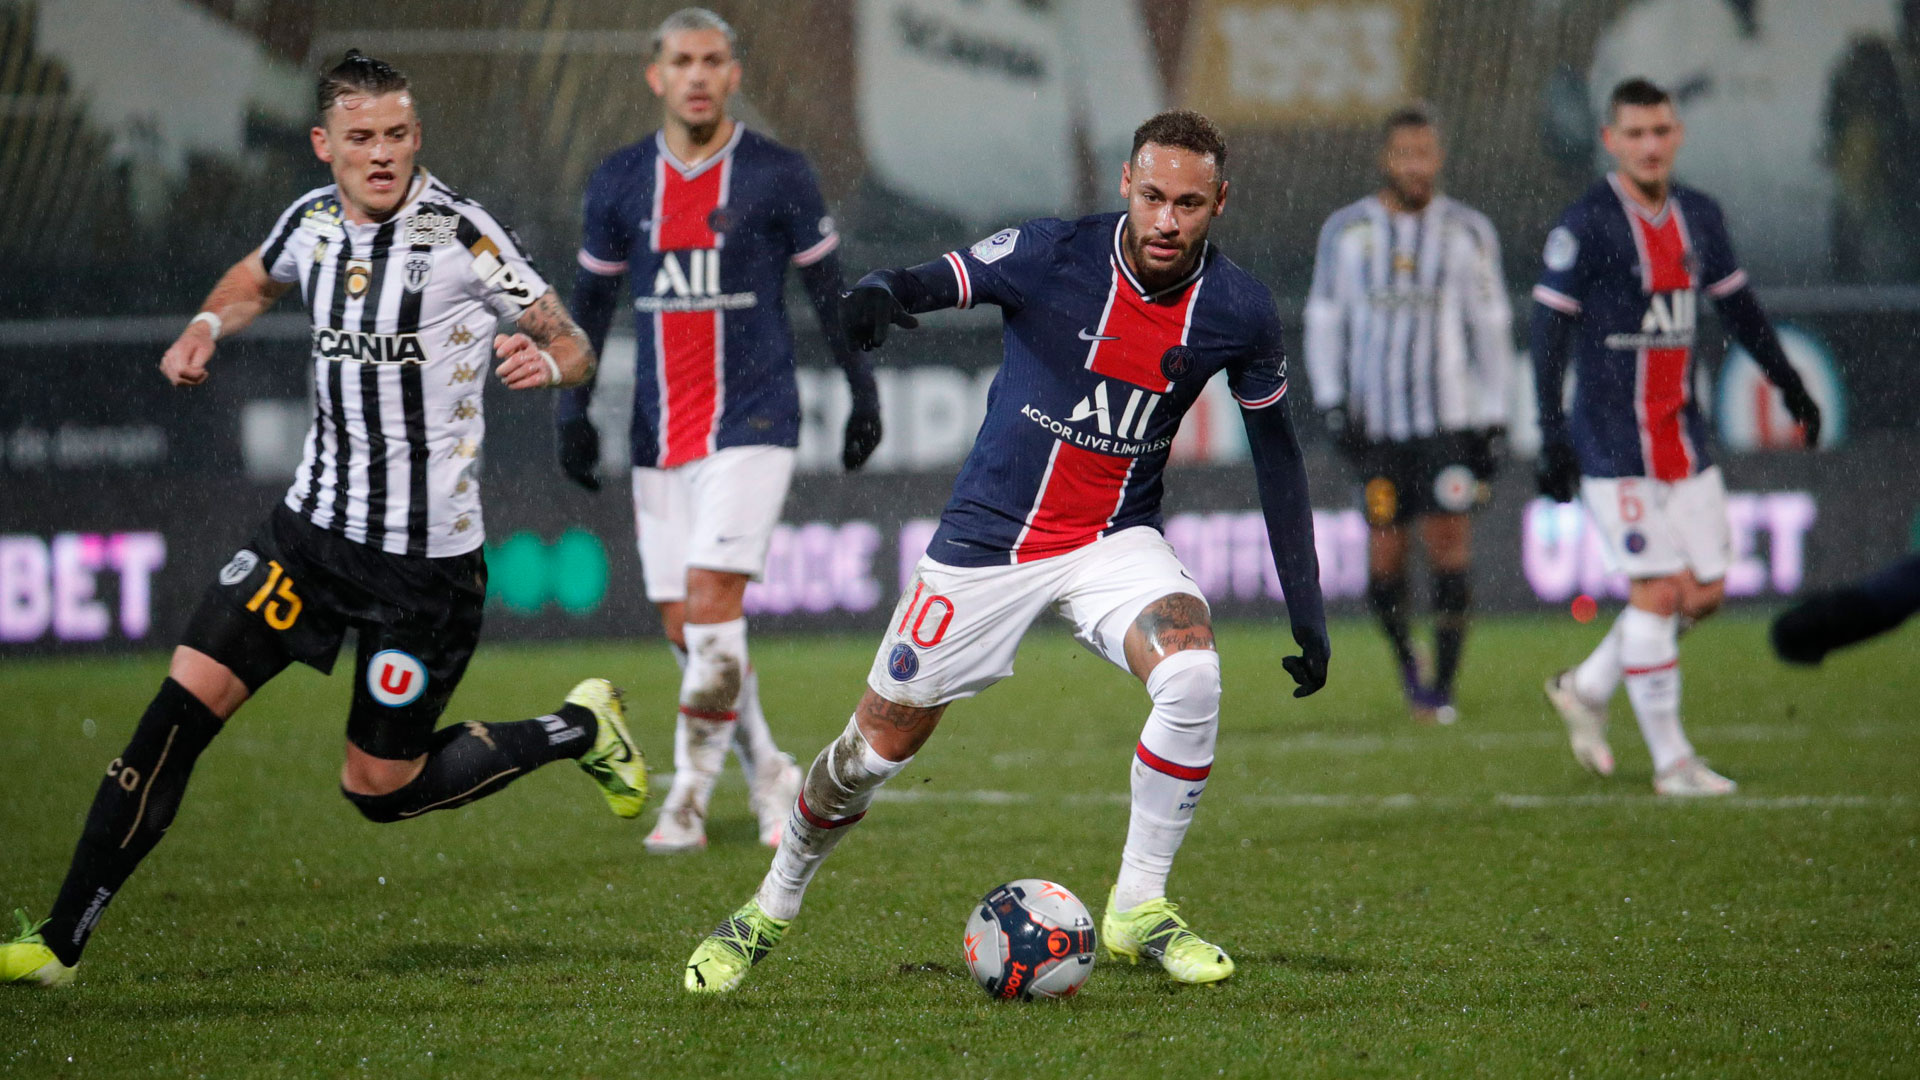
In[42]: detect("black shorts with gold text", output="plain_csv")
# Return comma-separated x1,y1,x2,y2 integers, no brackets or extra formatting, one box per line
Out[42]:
181,505,487,759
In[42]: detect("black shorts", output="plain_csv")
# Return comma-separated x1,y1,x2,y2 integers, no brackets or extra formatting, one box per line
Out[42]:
1357,433,1491,527
181,504,487,760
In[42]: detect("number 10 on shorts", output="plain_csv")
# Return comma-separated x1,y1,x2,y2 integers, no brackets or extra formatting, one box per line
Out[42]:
896,578,954,648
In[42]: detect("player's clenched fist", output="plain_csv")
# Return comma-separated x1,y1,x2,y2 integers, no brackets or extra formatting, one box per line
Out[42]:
841,283,918,351
494,332,561,390
1282,625,1331,698
160,323,216,386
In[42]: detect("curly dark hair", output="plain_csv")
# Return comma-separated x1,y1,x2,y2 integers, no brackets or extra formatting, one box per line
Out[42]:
1130,110,1228,182
316,49,411,123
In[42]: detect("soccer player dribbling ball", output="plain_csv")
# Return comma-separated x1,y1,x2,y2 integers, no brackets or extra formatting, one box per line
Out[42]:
1534,78,1822,796
2,52,648,988
557,8,884,855
682,110,1330,994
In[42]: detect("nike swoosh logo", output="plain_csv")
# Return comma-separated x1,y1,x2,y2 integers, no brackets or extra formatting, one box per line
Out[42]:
1077,328,1119,342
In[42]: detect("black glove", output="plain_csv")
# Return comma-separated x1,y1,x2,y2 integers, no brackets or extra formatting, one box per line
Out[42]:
1320,406,1368,462
1778,380,1823,449
841,283,918,351
1281,625,1330,698
556,413,601,492
842,369,883,471
1466,425,1507,480
1535,441,1580,503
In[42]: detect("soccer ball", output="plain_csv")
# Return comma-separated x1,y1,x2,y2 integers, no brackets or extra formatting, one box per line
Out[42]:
962,879,1096,1000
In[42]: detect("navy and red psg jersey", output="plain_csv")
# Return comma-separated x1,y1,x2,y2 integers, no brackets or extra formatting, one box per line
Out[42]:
1532,174,1749,481
577,124,840,468
924,213,1290,568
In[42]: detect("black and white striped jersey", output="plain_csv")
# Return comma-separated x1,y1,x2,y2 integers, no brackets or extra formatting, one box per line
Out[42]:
258,169,548,558
1304,194,1514,443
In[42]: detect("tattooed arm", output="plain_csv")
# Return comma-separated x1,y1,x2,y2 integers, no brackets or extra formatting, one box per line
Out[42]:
494,289,597,390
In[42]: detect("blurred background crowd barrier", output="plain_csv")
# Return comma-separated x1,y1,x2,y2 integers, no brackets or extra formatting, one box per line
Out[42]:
4,0,1919,653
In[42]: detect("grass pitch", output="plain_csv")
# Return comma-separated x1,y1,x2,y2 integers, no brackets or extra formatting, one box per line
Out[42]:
2,613,1916,1078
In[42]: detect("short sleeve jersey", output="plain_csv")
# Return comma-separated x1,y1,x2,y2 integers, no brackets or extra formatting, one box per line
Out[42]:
257,170,549,557
576,125,841,469
1532,175,1747,480
926,212,1289,567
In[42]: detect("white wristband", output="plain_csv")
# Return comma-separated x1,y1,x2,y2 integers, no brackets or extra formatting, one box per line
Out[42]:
540,350,561,386
189,311,222,341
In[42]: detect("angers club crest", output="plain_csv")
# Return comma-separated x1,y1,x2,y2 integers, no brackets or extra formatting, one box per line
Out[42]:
404,252,433,293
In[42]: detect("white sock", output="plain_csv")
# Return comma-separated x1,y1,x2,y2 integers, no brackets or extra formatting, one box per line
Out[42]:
1114,650,1221,912
662,619,748,815
731,665,783,786
754,717,910,920
1619,606,1692,773
1571,613,1625,706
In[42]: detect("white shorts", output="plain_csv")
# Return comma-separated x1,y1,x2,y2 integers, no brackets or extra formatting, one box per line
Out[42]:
865,526,1207,708
1580,466,1731,583
631,445,796,603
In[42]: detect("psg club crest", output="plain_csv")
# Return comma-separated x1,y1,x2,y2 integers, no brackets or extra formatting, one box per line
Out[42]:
1623,531,1648,554
404,252,433,293
706,207,732,234
1160,346,1194,382
887,643,919,681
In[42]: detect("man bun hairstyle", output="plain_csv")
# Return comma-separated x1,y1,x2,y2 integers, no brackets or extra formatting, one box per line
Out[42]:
1608,77,1672,120
652,7,739,59
1381,101,1439,143
317,49,411,122
1130,110,1228,182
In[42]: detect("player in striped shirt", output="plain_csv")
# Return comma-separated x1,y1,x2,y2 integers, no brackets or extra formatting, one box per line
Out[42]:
3,51,647,988
558,9,882,855
1534,79,1822,796
1305,105,1514,726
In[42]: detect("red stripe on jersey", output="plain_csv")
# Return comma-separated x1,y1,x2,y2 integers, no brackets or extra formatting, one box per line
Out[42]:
660,309,720,467
1012,441,1133,563
655,157,728,467
1084,266,1202,391
945,251,971,308
1135,742,1211,781
1631,211,1696,481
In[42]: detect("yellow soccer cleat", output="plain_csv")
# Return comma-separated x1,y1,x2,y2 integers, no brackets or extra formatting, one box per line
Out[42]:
569,679,648,819
3,910,75,988
684,900,789,994
1101,888,1235,985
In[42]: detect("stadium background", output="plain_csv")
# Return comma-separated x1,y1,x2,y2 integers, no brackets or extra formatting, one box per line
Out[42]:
4,0,1919,654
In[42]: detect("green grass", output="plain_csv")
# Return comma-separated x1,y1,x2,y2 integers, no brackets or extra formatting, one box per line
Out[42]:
3,614,1917,1078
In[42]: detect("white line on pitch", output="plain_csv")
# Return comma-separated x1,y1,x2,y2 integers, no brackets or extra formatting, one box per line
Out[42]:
872,789,1905,810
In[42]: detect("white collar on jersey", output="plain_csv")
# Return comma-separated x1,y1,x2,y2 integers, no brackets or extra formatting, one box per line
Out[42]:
1111,216,1211,302
654,122,746,181
1607,171,1672,225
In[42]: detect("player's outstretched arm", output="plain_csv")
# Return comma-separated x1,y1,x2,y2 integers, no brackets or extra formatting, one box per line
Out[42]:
495,289,597,390
1241,401,1331,698
159,253,290,387
842,254,981,351
1713,287,1822,447
1528,301,1581,502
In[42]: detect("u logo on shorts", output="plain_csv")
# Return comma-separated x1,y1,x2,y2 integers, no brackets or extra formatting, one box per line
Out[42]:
367,649,428,707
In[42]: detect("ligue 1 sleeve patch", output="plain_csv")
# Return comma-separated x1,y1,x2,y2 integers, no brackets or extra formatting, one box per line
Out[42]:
367,649,428,707
1544,226,1578,271
970,228,1020,265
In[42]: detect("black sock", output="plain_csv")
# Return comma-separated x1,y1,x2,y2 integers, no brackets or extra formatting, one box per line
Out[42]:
1432,570,1472,696
42,679,224,966
342,704,597,823
1366,573,1416,674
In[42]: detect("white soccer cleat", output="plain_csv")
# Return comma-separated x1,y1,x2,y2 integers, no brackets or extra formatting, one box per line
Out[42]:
1545,670,1615,777
645,799,708,854
750,753,802,848
1654,758,1737,797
